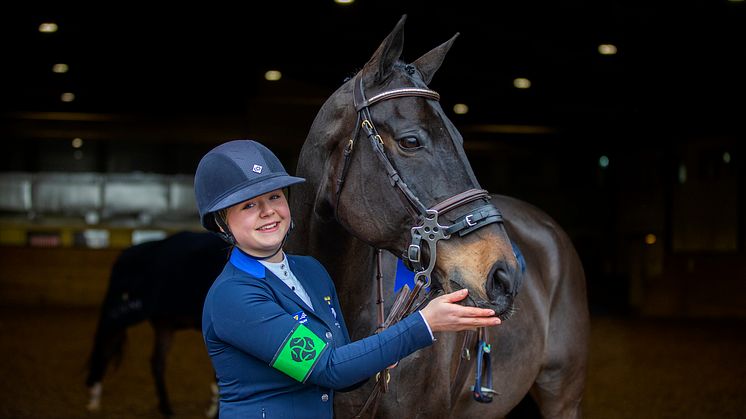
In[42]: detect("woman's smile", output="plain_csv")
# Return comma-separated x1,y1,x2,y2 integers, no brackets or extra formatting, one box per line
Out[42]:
257,221,280,232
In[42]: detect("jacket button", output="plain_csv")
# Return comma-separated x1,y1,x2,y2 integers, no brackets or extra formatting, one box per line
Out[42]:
321,393,329,402
325,331,332,339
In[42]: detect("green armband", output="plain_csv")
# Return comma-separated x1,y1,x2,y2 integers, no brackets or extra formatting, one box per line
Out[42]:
271,323,328,382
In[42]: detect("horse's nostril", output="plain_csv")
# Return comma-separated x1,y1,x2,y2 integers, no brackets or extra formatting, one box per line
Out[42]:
489,262,513,297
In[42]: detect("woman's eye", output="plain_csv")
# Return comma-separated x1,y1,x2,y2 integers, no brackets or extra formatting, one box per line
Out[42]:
398,137,421,150
270,194,281,200
243,203,256,210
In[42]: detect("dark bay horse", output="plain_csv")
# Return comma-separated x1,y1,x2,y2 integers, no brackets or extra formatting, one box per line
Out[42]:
85,231,229,416
287,16,589,418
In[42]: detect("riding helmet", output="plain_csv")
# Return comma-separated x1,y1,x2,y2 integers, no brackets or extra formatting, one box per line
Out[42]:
194,139,305,233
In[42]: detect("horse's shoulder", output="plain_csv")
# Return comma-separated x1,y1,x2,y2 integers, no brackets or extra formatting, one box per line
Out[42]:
492,194,566,230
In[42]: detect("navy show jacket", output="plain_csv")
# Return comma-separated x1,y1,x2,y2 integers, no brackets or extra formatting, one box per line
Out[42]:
202,248,434,418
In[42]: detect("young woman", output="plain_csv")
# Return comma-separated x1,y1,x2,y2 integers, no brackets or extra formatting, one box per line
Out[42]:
194,139,501,418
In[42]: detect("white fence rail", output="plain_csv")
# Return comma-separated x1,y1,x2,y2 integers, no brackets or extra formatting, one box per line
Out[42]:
0,172,197,224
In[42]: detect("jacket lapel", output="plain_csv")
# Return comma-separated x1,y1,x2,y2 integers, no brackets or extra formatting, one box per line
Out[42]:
230,248,335,327
263,269,314,313
287,257,337,327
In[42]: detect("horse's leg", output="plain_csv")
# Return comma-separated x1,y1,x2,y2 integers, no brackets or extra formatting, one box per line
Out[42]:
529,354,586,419
151,324,175,416
85,323,127,411
204,378,219,418
530,255,589,419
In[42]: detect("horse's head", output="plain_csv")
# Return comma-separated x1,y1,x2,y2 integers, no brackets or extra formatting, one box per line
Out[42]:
302,16,523,318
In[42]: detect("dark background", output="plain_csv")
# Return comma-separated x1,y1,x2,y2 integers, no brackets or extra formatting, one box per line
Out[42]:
0,2,745,418
3,1,744,316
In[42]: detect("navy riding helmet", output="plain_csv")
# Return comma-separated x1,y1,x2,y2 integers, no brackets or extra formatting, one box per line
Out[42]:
194,139,305,240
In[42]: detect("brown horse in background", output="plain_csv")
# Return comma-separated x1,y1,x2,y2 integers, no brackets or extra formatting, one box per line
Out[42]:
287,16,589,418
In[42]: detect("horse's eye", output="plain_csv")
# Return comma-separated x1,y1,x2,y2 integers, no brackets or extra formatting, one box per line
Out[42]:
398,137,421,150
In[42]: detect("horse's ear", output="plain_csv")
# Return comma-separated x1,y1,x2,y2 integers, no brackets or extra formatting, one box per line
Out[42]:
412,32,459,85
364,14,407,84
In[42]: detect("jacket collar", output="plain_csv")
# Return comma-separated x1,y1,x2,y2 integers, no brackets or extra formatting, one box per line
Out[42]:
229,247,315,311
228,247,337,326
229,247,266,278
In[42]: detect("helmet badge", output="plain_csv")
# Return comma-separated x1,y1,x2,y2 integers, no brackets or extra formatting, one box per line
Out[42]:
252,164,263,174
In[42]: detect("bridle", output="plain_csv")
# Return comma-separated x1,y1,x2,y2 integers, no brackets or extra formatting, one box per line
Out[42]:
337,72,506,417
335,73,504,290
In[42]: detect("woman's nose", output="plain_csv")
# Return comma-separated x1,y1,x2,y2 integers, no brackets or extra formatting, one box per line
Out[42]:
259,201,275,217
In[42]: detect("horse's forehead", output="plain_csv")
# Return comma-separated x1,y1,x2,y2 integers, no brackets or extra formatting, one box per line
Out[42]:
367,65,430,95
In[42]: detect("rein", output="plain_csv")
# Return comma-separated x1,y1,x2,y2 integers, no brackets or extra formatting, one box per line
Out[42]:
337,73,503,418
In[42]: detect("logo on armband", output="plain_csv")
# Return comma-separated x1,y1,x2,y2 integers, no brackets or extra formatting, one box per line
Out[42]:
289,337,317,362
271,324,328,382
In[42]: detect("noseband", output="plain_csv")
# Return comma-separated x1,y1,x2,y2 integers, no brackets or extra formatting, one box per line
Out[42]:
335,74,504,288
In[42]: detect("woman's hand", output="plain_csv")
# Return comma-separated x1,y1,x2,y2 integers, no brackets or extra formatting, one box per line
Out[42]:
419,289,501,332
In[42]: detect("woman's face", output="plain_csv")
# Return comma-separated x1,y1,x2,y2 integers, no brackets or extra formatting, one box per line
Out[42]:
224,189,291,261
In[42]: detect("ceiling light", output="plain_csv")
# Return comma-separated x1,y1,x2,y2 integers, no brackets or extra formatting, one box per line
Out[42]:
678,164,687,184
52,63,69,74
723,152,731,164
644,234,657,245
598,44,618,55
264,70,282,81
599,155,609,168
72,138,83,148
513,78,531,89
39,22,58,33
61,92,75,102
335,0,355,4
453,103,469,115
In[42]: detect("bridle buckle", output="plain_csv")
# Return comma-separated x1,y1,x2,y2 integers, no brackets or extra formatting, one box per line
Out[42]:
407,244,421,263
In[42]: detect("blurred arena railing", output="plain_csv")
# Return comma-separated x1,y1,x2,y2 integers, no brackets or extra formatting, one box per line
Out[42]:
0,172,201,248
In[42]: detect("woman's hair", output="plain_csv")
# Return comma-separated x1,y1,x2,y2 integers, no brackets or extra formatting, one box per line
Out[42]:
215,208,229,227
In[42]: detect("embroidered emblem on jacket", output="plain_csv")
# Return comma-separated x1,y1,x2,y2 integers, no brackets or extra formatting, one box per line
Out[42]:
292,310,308,324
324,295,338,319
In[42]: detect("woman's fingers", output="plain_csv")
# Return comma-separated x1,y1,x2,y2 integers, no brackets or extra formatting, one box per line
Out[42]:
439,288,469,303
452,305,497,318
420,289,503,332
